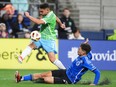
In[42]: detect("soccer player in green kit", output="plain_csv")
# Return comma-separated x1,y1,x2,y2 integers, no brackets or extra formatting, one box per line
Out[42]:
17,3,66,69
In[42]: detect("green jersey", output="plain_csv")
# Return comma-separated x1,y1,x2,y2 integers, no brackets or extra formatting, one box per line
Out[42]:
40,11,56,40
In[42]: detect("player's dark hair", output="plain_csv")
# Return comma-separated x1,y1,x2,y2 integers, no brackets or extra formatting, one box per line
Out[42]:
80,43,91,54
39,3,50,9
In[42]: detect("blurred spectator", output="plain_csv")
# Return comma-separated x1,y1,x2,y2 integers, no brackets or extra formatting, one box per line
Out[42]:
0,12,2,23
11,0,29,13
24,32,30,38
1,31,8,38
58,8,76,39
1,4,15,15
8,10,19,23
8,14,14,22
12,13,29,38
0,2,15,15
68,27,85,40
30,24,41,31
1,13,13,35
107,30,116,40
30,15,42,31
0,23,8,38
29,0,41,18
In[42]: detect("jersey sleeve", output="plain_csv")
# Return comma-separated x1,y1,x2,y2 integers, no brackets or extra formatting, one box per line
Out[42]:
93,69,100,85
87,51,92,60
41,12,56,24
82,57,100,85
41,17,51,24
82,57,96,71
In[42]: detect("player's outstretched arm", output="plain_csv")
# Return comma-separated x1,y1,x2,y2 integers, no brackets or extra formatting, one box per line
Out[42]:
25,12,45,24
90,69,100,85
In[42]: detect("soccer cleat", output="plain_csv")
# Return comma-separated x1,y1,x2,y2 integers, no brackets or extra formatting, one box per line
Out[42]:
15,71,21,83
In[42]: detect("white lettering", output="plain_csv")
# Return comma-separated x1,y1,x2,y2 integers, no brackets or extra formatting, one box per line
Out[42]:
92,50,116,61
68,47,116,62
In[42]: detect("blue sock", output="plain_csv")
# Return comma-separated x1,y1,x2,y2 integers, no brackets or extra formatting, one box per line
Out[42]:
22,74,32,81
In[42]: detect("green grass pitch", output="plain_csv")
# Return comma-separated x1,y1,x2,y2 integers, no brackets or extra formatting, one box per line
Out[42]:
0,69,116,87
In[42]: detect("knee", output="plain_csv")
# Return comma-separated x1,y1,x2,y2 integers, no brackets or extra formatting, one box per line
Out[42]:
43,77,53,84
29,42,36,49
48,53,56,63
49,57,56,63
43,77,49,82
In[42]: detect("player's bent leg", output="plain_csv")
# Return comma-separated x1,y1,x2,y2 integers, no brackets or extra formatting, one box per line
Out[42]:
43,77,54,84
28,42,36,49
32,73,41,80
53,77,68,84
41,39,65,69
47,52,66,69
32,71,52,80
39,71,52,77
15,71,52,83
21,74,32,81
47,52,56,62
42,77,68,84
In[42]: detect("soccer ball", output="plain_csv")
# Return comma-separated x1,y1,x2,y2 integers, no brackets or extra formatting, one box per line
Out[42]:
30,31,41,41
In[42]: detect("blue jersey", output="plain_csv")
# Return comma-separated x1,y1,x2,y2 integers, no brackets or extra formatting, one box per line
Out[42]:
66,53,96,84
87,51,92,60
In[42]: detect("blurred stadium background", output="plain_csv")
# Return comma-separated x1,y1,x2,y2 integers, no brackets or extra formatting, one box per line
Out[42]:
0,0,116,87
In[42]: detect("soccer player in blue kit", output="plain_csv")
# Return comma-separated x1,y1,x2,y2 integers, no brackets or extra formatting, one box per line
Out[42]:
15,41,100,85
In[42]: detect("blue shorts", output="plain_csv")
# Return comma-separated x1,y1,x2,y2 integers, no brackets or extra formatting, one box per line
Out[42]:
32,39,57,54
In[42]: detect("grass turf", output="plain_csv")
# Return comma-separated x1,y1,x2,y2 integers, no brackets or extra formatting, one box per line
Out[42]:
0,69,116,87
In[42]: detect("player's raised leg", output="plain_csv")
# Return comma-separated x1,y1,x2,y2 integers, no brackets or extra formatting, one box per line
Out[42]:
18,42,36,63
40,39,66,69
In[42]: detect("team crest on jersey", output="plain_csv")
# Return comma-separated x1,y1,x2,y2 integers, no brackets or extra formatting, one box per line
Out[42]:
76,60,83,66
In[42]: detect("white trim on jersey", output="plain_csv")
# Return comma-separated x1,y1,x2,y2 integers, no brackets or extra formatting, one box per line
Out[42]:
41,19,46,24
73,68,84,83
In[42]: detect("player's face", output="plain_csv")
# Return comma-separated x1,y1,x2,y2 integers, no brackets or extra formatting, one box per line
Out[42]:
78,47,86,56
39,8,49,16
